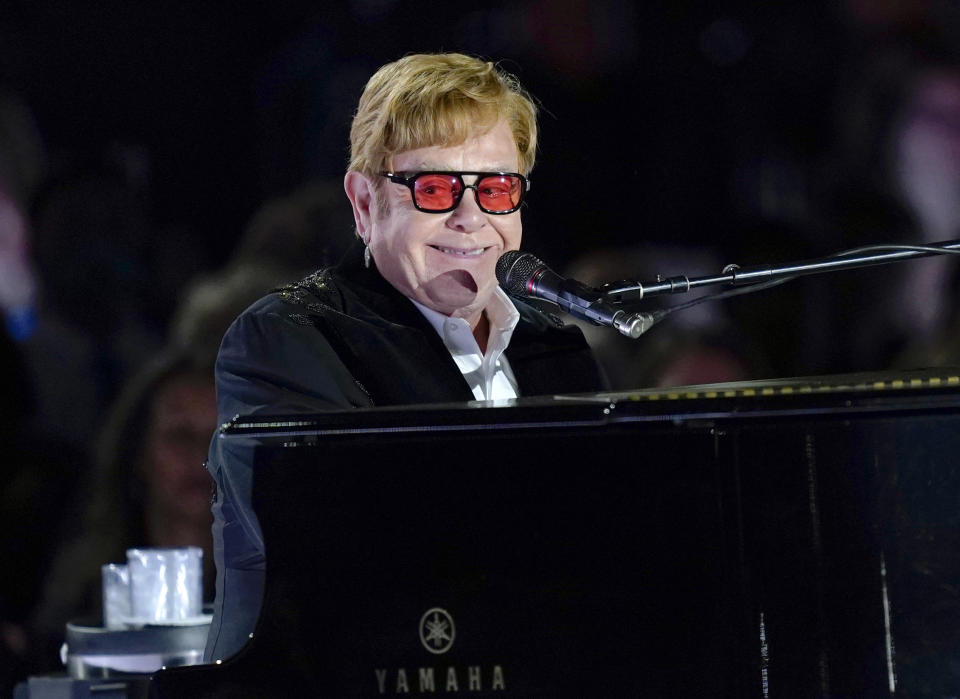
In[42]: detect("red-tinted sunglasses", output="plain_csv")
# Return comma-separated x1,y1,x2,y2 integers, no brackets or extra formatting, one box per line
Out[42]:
380,171,529,214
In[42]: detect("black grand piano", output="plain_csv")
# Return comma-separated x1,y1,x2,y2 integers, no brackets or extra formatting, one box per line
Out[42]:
152,368,960,697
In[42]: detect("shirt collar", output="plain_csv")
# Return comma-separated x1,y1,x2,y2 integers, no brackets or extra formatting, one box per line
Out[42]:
410,287,520,350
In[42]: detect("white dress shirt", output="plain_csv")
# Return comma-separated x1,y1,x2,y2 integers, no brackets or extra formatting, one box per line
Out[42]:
410,287,520,401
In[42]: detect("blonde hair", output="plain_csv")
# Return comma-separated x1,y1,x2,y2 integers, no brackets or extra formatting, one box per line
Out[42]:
349,53,538,177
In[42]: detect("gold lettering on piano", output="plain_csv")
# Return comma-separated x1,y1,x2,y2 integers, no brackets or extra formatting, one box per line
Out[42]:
468,666,481,690
446,667,459,691
491,666,505,690
376,669,388,694
419,668,435,692
374,666,506,694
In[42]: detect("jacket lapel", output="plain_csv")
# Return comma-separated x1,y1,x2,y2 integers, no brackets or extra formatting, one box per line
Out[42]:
325,245,475,405
322,242,603,404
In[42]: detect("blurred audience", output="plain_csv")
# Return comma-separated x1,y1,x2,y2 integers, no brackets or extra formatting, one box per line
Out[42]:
26,162,165,449
0,90,42,344
25,262,285,676
0,90,85,696
815,37,960,372
0,185,37,341
230,178,354,277
0,322,36,693
30,349,217,647
20,174,351,679
700,27,960,380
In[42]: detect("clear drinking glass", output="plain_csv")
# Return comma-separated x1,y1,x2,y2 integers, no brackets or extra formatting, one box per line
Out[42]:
126,547,202,623
100,563,131,629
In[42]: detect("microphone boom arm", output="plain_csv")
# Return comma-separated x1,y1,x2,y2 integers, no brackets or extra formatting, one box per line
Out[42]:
603,239,960,301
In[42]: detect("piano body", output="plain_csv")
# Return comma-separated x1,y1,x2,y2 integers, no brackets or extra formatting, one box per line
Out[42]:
153,368,960,696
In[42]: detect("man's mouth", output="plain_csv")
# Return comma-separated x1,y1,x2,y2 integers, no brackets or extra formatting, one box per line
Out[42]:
428,245,489,257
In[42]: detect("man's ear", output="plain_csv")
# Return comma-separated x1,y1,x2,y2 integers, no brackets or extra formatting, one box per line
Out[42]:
344,171,374,240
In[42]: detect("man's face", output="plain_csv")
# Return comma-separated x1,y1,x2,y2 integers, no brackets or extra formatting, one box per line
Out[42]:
366,120,523,325
145,374,216,524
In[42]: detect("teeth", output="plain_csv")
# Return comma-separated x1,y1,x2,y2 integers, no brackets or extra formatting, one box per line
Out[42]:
432,246,485,257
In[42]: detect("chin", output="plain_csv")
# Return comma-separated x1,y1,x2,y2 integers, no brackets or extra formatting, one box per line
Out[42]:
422,270,487,312
438,291,482,313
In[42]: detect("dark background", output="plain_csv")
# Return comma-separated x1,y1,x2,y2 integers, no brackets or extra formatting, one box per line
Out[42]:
0,1,853,270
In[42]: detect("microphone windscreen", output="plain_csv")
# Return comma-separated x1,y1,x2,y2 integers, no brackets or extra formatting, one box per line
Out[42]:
496,250,544,295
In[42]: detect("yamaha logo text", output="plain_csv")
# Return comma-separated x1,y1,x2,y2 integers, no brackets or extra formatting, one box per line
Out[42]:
374,608,506,694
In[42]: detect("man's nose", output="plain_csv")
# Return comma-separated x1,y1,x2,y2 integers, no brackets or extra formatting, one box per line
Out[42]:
446,185,486,230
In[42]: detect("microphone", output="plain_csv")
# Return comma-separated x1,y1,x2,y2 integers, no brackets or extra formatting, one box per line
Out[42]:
496,250,654,339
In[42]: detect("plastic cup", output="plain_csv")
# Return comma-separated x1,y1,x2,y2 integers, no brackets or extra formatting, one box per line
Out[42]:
126,547,202,624
101,563,131,629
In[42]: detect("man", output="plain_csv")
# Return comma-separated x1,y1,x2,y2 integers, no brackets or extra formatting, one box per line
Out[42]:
205,53,604,661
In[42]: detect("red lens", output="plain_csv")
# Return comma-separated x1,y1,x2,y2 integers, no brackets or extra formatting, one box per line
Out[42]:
476,175,523,211
413,174,461,211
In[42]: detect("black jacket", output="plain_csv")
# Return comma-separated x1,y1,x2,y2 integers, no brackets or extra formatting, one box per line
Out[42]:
214,242,604,424
204,243,604,661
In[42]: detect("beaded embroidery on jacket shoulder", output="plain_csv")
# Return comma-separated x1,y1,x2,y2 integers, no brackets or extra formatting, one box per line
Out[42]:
276,270,336,322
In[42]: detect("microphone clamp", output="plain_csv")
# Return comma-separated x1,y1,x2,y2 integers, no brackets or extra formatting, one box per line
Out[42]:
611,311,656,339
